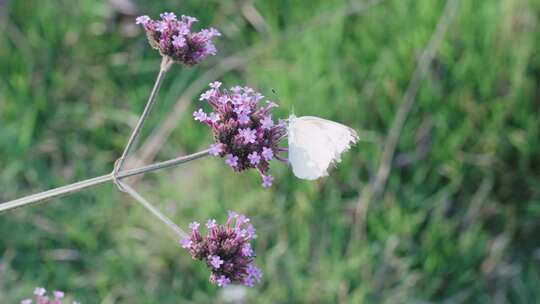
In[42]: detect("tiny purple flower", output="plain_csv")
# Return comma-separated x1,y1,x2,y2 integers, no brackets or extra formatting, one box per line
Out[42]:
34,288,46,297
244,264,262,287
160,12,177,21
239,128,257,144
53,291,64,299
248,152,261,166
226,154,239,168
21,299,32,304
246,224,257,239
206,219,217,229
208,28,221,38
241,243,254,257
172,35,186,48
209,81,222,89
262,174,273,188
238,113,251,125
181,238,192,249
156,21,168,33
209,255,224,269
261,147,274,161
182,15,198,26
208,112,220,124
236,214,250,226
218,95,230,105
193,109,208,122
261,116,274,130
209,143,224,156
200,89,214,101
216,275,231,287
231,86,242,94
189,221,200,231
135,15,151,25
228,210,238,220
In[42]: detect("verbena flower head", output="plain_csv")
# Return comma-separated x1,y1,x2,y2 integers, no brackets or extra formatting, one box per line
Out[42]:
21,287,79,304
136,12,220,66
180,212,262,287
194,82,287,187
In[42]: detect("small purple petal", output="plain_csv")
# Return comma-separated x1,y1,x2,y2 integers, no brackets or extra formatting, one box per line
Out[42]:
172,35,186,48
34,288,46,297
209,143,224,156
53,291,64,299
193,109,208,122
200,89,214,101
228,211,238,221
262,174,273,188
160,12,177,21
248,152,261,166
261,147,274,161
241,243,254,257
216,275,231,287
180,238,192,249
135,15,151,25
208,112,220,123
261,116,274,130
225,154,239,168
238,113,251,125
209,255,224,269
189,221,200,231
239,128,257,144
246,223,257,239
209,81,222,89
156,21,168,32
206,219,217,229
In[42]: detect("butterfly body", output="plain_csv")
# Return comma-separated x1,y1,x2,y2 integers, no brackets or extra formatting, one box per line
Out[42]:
288,115,359,180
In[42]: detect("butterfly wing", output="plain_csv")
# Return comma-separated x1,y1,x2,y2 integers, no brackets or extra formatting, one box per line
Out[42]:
288,116,359,180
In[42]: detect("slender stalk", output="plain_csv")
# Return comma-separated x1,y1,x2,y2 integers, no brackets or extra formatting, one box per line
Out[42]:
0,150,209,213
119,182,188,239
114,56,173,174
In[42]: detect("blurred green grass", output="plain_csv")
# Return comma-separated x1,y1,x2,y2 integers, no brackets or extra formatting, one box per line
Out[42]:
1,0,539,303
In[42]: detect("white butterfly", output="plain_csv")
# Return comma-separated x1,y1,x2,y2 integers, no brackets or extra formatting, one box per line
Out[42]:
288,115,359,180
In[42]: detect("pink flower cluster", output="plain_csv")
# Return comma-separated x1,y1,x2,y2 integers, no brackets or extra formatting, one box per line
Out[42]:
194,82,287,187
21,287,79,304
136,12,220,66
181,212,262,287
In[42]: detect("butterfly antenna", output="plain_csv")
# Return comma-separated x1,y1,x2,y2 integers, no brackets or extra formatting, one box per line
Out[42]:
271,88,280,102
271,88,293,120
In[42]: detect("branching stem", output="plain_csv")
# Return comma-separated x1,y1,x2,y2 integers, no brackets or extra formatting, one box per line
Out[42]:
114,56,173,174
0,150,209,213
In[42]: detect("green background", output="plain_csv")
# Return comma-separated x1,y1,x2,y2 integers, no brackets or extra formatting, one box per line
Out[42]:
1,0,539,303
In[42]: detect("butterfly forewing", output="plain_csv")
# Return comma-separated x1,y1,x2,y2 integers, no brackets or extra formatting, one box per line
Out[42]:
288,116,359,180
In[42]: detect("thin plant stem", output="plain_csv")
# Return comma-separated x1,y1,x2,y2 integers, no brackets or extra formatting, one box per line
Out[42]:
0,150,210,213
119,181,188,239
114,56,173,174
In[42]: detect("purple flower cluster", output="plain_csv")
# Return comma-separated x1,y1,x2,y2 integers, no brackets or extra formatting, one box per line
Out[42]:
194,82,287,187
136,12,220,66
21,287,79,304
181,211,262,287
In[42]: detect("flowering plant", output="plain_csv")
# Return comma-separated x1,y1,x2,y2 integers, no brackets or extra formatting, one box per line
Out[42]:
194,82,287,187
5,10,358,302
136,12,220,66
20,287,79,304
181,212,262,287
